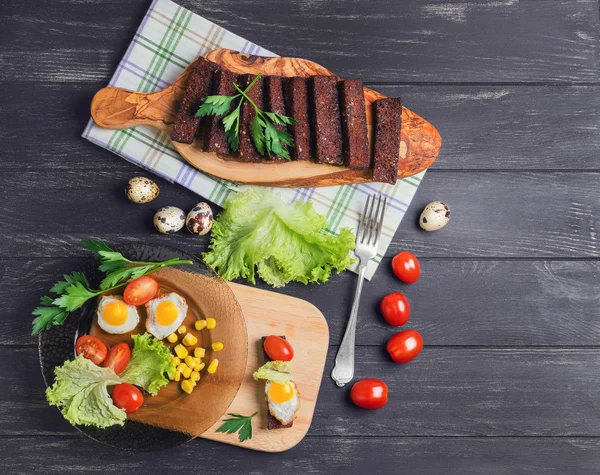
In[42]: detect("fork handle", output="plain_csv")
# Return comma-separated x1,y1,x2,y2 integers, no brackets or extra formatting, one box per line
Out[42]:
331,263,368,387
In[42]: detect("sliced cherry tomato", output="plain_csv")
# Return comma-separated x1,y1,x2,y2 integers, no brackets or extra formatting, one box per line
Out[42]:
76,335,108,365
104,342,131,375
123,276,158,306
386,329,423,364
350,378,388,410
263,336,294,361
112,383,143,413
392,251,421,284
380,292,410,326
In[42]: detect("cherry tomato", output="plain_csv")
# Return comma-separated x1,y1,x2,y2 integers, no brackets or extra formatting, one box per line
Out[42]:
104,342,131,375
380,292,410,326
112,383,144,413
392,251,421,284
350,378,388,410
123,276,158,306
76,335,108,365
386,330,423,364
263,336,294,361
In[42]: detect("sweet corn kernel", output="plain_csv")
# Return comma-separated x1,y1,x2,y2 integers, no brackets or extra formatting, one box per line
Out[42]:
184,355,195,369
196,361,206,372
194,347,206,358
176,362,189,373
207,359,219,374
174,344,188,359
191,371,201,382
181,379,194,394
182,366,192,379
177,325,187,334
171,356,181,366
206,318,217,330
211,342,224,352
194,319,207,331
192,358,202,372
167,333,178,343
182,333,198,346
173,370,181,382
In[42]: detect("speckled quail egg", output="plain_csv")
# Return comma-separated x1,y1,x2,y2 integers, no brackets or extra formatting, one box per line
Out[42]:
186,202,213,235
154,206,186,234
419,201,450,231
125,177,160,204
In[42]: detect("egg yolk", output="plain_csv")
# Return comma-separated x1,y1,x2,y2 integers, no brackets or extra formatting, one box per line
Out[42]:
156,300,179,326
102,300,128,326
268,382,294,404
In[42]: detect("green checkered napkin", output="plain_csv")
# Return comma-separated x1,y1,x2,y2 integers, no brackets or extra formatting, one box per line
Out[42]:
82,0,425,280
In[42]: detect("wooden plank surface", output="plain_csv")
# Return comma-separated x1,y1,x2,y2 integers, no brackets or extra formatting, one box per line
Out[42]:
3,0,600,471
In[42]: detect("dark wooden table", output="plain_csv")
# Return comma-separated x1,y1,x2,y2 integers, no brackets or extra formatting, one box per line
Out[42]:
2,0,600,473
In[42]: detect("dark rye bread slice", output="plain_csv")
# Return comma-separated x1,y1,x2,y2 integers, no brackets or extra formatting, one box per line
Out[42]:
372,97,403,184
171,57,219,144
339,79,370,169
237,74,264,162
310,76,344,166
283,77,311,161
203,69,238,154
261,336,293,430
263,76,288,162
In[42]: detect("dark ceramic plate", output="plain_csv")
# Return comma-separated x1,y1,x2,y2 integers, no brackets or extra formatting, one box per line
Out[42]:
38,243,239,452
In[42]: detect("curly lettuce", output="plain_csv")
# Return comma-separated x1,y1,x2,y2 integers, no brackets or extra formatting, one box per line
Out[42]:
121,333,175,396
46,356,126,428
252,361,293,385
203,189,355,287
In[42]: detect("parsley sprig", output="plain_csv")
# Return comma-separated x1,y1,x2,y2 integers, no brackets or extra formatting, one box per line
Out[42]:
216,412,258,443
196,73,297,160
32,240,193,335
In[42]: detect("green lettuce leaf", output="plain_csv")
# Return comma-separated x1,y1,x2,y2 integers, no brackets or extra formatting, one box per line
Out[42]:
252,361,293,385
46,356,126,429
120,333,175,396
203,189,355,287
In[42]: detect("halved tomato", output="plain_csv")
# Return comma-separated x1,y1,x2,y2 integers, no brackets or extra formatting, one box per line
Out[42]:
104,342,131,375
123,276,158,306
76,335,108,365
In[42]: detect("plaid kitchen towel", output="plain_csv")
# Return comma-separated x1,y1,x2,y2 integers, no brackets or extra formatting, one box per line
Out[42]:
82,0,426,280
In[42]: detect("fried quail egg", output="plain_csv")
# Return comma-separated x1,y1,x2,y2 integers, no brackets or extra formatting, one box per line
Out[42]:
96,295,140,334
154,206,186,234
185,202,213,235
125,176,160,204
265,381,300,425
419,201,450,231
145,292,188,340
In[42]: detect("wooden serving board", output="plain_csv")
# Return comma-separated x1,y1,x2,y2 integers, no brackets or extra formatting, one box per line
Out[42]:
91,49,441,188
202,283,329,452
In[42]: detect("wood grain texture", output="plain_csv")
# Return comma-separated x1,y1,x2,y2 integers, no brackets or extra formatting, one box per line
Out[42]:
2,0,599,84
8,346,600,437
4,258,600,347
2,169,599,258
91,50,441,187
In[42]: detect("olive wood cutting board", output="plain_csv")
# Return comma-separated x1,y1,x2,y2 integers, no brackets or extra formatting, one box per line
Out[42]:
90,278,329,452
91,49,442,188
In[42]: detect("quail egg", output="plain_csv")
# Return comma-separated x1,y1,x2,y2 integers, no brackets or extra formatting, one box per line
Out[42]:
145,292,188,340
265,381,300,425
125,177,160,204
96,295,140,334
419,201,450,231
186,202,213,235
154,206,186,234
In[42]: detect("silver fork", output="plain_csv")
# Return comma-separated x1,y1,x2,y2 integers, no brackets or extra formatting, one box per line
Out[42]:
331,194,387,387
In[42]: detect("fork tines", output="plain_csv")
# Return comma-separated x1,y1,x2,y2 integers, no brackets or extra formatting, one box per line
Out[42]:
357,194,387,246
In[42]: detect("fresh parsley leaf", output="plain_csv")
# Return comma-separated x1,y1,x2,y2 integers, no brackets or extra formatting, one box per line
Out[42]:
222,108,241,152
264,111,297,127
196,95,239,117
216,412,257,443
49,272,88,294
82,240,114,255
32,304,69,335
251,115,266,156
53,282,98,312
98,264,155,291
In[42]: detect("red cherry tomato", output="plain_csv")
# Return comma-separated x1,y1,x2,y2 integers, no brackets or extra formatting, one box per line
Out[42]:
263,336,294,361
112,383,144,413
392,251,421,284
380,292,410,326
123,276,158,306
350,378,389,410
104,342,131,375
76,335,108,365
386,330,423,364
